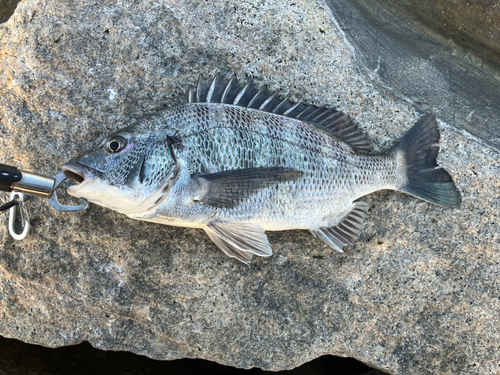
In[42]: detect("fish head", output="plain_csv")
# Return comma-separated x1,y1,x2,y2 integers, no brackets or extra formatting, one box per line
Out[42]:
62,126,177,213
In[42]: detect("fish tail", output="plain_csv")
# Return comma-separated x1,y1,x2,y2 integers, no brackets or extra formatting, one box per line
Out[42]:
393,114,461,208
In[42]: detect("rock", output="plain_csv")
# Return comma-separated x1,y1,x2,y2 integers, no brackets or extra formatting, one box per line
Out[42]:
324,0,500,150
0,1,498,374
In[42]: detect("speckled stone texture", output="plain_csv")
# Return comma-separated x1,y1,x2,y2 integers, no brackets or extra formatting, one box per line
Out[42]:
0,1,498,375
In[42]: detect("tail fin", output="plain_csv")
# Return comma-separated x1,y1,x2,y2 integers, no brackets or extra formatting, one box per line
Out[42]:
394,114,461,208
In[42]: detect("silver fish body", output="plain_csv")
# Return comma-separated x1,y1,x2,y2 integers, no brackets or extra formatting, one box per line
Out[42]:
63,75,461,263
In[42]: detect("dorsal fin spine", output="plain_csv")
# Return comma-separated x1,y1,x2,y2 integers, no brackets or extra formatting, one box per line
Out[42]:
272,98,289,113
207,75,217,103
259,95,275,110
234,82,250,105
247,87,266,108
318,113,339,125
196,75,203,102
221,74,236,103
305,107,324,121
338,128,356,137
187,85,195,103
295,106,314,119
313,111,332,123
283,102,301,116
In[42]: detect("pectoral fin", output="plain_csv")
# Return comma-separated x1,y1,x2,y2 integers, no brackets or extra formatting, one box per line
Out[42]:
192,167,303,208
310,202,369,253
204,222,272,264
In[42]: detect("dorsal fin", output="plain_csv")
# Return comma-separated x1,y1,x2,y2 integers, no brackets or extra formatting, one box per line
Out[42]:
186,74,373,153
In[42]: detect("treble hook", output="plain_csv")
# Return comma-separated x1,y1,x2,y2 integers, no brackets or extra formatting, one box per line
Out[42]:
8,191,30,240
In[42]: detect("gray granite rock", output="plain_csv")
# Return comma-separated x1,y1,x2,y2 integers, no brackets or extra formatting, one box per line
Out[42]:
0,1,498,374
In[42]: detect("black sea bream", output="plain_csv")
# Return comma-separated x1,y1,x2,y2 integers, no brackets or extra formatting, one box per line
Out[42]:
63,75,461,263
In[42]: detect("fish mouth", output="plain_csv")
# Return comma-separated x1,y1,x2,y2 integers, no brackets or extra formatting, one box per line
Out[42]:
62,162,102,184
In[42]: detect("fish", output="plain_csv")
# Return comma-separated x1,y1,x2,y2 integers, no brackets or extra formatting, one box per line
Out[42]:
62,74,461,264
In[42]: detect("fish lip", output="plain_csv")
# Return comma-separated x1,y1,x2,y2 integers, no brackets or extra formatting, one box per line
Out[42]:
62,162,102,183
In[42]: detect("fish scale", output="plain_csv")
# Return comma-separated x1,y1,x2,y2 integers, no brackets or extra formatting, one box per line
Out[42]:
63,75,461,264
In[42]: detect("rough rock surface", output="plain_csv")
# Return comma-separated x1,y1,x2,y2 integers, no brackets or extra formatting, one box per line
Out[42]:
325,0,500,150
0,1,498,375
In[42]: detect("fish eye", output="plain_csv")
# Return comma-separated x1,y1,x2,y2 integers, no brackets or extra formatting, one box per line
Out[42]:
106,136,127,153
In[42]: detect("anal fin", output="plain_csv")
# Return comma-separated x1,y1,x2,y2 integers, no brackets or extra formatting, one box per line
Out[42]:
310,202,369,253
204,222,272,264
